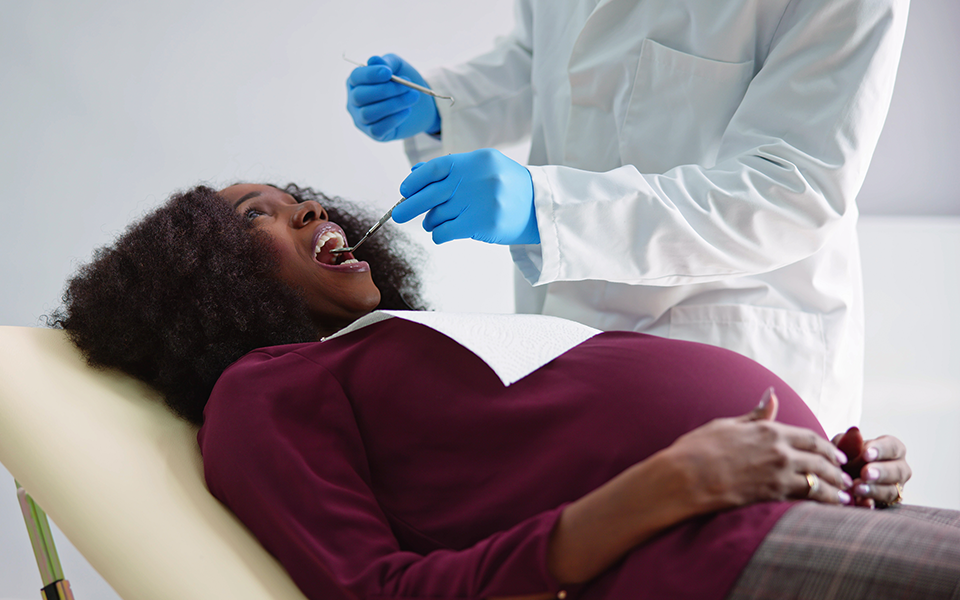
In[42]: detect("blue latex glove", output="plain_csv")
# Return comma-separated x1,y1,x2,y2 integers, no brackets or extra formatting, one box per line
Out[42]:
395,149,540,245
346,54,441,142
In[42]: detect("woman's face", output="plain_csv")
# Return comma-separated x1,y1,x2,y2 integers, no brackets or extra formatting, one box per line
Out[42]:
219,184,381,335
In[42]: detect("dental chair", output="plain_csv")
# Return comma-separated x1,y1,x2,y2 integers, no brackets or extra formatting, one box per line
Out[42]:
0,326,310,600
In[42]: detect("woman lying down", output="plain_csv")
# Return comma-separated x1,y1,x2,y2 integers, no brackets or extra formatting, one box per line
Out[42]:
53,183,959,600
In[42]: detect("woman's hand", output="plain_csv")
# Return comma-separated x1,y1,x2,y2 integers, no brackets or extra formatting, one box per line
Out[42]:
547,388,852,585
832,426,912,508
666,388,853,512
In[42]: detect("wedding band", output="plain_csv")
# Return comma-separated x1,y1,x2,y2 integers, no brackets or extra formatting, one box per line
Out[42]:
878,482,904,509
805,473,820,498
892,482,904,505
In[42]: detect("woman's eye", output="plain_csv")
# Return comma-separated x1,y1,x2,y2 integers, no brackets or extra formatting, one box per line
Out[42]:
244,208,266,221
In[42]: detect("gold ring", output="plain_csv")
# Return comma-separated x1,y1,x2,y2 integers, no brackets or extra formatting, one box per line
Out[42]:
892,482,904,505
805,473,820,498
878,482,904,508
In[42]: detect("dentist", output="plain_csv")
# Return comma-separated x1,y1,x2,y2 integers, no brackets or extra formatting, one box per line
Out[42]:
345,0,910,437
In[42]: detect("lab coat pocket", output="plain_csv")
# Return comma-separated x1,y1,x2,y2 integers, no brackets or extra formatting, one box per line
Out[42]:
619,38,754,174
668,304,825,414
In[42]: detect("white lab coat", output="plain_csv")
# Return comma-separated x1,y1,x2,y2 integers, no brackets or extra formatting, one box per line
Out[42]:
405,0,909,436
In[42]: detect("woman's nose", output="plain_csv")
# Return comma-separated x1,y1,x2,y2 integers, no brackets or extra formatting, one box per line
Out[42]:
291,201,328,227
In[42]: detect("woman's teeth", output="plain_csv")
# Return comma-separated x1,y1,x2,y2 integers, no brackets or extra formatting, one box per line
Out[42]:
314,230,358,266
315,231,346,254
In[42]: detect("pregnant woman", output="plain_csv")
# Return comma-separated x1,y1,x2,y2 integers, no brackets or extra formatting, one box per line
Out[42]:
52,183,954,600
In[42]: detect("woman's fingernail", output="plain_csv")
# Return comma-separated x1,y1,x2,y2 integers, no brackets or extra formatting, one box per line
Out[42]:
834,448,848,465
865,447,879,462
757,387,773,409
838,490,851,504
842,472,854,488
855,483,871,496
866,467,880,481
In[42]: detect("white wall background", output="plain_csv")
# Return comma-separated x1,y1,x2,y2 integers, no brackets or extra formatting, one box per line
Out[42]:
1,1,957,598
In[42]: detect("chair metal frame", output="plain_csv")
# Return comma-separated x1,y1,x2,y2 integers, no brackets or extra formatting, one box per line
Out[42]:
16,480,75,600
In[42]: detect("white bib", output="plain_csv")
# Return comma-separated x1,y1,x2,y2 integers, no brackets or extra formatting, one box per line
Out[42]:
324,311,601,386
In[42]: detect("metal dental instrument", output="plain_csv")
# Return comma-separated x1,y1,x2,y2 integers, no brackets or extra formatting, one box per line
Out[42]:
330,198,406,255
343,54,455,105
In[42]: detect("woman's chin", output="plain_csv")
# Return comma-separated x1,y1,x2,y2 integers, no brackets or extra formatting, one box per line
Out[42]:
311,292,381,334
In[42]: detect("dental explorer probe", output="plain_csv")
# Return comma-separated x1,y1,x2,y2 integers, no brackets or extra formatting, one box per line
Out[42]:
330,198,406,255
343,54,455,104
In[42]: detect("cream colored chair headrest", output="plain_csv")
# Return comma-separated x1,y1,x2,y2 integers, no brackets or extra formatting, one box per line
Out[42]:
0,326,307,600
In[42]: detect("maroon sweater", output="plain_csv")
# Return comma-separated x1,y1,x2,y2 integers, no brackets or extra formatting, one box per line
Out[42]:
199,318,824,600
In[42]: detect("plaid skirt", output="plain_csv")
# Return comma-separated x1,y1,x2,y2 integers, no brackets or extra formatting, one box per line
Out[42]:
725,502,960,599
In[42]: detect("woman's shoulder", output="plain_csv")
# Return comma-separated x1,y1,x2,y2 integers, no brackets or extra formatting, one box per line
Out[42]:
199,340,356,453
225,340,324,370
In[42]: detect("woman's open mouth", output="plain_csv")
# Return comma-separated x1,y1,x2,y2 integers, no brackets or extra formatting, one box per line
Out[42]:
313,226,370,272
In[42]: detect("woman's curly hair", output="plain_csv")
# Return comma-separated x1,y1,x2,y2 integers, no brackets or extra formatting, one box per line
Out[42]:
50,184,426,425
